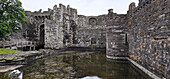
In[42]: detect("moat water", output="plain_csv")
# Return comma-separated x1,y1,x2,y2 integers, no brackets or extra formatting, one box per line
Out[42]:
0,50,151,79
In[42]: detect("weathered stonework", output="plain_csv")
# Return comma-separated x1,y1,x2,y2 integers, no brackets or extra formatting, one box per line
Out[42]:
75,28,106,48
106,26,128,57
74,9,127,48
105,9,128,57
44,20,59,49
74,15,107,47
127,0,169,78
22,4,78,49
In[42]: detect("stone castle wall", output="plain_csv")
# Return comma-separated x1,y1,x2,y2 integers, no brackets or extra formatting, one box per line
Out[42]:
75,10,127,48
105,9,128,57
44,20,59,49
106,26,128,57
74,15,107,47
21,4,78,48
127,0,169,78
74,28,106,48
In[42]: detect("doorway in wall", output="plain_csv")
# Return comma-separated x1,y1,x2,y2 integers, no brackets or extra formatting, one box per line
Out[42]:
40,24,45,48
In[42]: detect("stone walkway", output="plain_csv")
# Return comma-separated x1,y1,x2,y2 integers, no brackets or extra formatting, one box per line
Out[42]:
0,51,39,59
0,49,52,63
0,49,64,73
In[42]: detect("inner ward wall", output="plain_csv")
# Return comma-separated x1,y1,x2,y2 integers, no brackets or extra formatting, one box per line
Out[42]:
74,15,107,48
75,11,127,49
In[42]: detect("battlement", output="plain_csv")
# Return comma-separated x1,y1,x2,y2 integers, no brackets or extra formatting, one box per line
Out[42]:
128,0,168,14
25,4,77,18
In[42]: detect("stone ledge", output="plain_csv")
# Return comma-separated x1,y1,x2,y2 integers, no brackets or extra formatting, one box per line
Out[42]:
0,49,67,72
106,55,161,79
0,65,23,72
106,55,128,60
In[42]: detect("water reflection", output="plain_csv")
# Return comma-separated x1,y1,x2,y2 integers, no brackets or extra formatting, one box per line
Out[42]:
9,70,22,79
0,51,151,79
81,76,101,79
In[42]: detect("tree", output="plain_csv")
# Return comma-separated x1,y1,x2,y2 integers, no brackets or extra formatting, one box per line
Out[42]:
0,0,26,39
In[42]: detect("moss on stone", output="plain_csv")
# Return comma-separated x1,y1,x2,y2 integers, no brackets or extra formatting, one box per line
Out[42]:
0,48,21,54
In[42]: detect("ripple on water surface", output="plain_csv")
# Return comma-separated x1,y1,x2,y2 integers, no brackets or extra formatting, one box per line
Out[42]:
0,51,151,79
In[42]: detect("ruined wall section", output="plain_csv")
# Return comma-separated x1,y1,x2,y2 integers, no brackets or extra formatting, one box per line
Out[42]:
77,15,107,28
44,20,60,49
74,15,107,47
53,4,78,47
75,9,127,48
106,9,128,57
127,0,170,78
106,26,128,57
75,28,106,48
24,10,52,42
22,4,78,48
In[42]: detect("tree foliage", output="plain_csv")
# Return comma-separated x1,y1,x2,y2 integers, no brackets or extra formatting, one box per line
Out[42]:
0,0,26,38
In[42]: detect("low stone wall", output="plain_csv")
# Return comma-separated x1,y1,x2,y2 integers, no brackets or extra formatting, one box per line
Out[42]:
106,56,161,79
0,49,66,66
66,47,106,51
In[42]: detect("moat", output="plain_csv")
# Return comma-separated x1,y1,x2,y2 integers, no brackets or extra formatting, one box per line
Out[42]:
0,50,151,79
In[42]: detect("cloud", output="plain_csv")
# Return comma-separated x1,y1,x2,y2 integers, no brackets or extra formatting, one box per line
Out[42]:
20,0,138,16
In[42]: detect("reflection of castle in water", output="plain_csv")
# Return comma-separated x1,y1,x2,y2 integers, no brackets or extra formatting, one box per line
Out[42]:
9,70,23,79
6,51,150,79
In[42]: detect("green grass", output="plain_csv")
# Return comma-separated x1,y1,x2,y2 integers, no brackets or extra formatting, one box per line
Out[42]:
0,48,21,54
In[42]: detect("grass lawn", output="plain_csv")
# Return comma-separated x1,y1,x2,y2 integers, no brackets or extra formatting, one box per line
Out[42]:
0,48,21,54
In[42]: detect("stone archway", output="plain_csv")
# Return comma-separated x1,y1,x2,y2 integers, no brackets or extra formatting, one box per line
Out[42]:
70,20,77,44
40,24,45,48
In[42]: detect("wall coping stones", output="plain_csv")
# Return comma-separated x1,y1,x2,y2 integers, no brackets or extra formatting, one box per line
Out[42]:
106,55,161,79
0,65,23,73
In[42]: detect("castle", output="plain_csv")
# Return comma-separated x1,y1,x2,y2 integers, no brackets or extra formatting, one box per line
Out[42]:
1,0,169,78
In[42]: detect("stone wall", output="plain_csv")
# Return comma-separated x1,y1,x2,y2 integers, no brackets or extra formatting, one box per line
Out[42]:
74,28,106,48
1,4,128,49
106,26,128,57
21,4,78,49
105,9,128,57
127,0,169,78
22,9,53,48
73,15,107,48
44,20,59,49
75,9,127,48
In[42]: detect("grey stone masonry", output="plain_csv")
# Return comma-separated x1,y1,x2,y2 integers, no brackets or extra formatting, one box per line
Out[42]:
127,0,169,78
106,26,128,57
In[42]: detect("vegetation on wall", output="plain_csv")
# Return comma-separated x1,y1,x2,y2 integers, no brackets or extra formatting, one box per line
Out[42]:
0,0,26,39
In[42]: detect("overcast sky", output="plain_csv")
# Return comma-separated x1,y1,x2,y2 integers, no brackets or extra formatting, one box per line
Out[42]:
20,0,139,16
